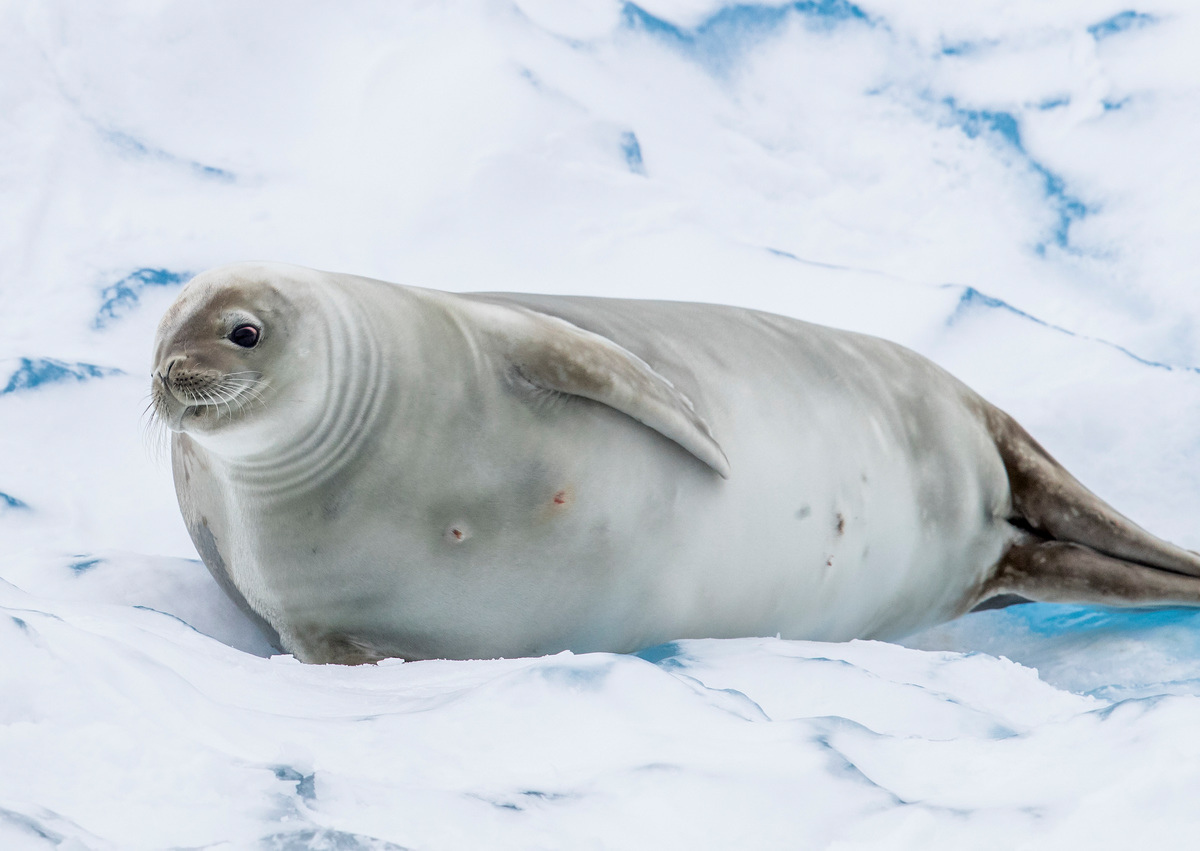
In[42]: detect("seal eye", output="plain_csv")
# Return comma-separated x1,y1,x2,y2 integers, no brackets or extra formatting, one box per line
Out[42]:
229,324,260,348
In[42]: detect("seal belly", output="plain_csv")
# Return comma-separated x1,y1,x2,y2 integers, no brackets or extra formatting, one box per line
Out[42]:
579,322,1018,647
248,306,1015,661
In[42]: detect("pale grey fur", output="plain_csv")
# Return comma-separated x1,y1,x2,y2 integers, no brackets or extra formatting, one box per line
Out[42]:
151,263,1200,663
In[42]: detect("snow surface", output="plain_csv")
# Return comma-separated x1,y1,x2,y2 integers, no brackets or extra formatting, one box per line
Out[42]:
5,0,1200,847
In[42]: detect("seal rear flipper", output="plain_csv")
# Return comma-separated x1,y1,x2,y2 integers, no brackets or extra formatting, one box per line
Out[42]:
985,404,1200,577
468,301,731,478
986,540,1200,607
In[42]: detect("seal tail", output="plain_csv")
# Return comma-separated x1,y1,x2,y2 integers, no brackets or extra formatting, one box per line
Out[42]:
980,404,1200,607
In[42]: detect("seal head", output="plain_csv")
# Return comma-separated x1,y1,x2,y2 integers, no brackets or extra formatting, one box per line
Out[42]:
151,266,324,457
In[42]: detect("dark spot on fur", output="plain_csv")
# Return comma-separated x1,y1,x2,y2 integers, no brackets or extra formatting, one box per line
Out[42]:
445,524,471,543
322,491,349,519
795,506,811,520
835,513,845,535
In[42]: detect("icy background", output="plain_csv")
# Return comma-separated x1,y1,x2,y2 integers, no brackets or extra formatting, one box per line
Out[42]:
4,1,1200,847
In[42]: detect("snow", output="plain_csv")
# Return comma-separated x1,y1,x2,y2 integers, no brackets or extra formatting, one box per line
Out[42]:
4,0,1200,846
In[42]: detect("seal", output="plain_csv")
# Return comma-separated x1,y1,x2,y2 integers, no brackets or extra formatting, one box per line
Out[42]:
151,262,1200,663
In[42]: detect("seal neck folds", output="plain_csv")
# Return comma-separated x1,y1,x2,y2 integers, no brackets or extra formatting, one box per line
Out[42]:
216,282,387,498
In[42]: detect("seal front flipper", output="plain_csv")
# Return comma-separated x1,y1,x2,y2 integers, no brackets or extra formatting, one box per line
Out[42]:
172,435,283,652
466,300,731,478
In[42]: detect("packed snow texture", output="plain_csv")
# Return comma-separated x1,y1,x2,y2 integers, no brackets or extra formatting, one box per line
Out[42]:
4,1,1200,847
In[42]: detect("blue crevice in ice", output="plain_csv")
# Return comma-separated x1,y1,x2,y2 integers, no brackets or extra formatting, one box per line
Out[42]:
521,790,569,801
945,286,1049,329
472,789,571,813
1088,10,1156,41
810,730,914,799
1038,96,1071,111
619,131,646,175
946,100,1022,148
945,285,1200,376
1036,170,1090,252
259,828,402,850
0,807,57,843
938,39,1001,57
621,1,871,71
94,267,191,328
273,766,317,801
1,358,124,395
764,246,858,272
69,557,103,574
635,641,689,669
0,491,30,511
939,42,973,56
131,606,207,636
1010,603,1200,637
941,97,1092,252
103,128,236,182
537,662,613,689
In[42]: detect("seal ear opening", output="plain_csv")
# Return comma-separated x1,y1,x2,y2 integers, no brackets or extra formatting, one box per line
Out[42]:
474,303,731,478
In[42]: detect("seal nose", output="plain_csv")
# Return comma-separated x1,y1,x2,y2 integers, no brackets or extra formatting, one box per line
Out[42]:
158,357,184,384
155,357,182,389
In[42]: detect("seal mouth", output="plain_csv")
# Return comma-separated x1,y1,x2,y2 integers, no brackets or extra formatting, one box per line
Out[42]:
170,402,214,433
150,369,269,434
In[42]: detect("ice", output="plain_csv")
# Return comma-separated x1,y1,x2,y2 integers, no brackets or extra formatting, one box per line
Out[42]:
5,0,1200,846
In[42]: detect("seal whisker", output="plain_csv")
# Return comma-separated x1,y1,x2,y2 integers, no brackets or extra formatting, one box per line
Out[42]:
226,376,270,411
245,382,269,404
219,382,260,400
140,392,170,464
218,389,236,422
208,385,237,421
245,386,270,412
196,388,221,419
216,375,270,419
